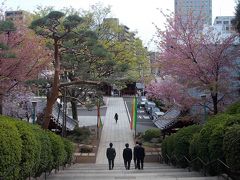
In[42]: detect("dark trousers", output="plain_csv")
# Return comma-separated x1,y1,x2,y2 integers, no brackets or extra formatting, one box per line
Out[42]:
134,159,137,169
108,159,114,170
124,160,131,170
137,159,144,169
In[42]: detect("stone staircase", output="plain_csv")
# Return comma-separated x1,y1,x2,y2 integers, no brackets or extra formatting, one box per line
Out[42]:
46,163,220,180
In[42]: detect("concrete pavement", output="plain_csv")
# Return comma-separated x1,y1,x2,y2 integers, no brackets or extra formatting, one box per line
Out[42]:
96,97,135,164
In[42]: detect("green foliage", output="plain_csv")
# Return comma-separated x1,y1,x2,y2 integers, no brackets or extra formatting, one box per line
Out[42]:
223,125,240,171
63,139,74,164
0,116,74,179
80,146,93,153
0,117,22,179
14,121,40,179
174,125,202,159
68,127,91,143
32,126,53,176
47,131,67,168
0,20,16,33
225,101,240,115
143,128,161,141
165,134,176,157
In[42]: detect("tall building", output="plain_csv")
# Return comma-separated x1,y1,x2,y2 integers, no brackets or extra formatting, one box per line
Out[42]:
174,0,212,26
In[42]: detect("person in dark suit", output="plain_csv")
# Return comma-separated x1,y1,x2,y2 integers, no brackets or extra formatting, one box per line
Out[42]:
123,143,132,170
106,143,116,170
136,142,145,169
114,113,118,123
133,141,139,169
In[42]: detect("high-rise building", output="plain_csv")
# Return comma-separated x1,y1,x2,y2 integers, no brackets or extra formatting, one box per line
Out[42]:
174,0,212,26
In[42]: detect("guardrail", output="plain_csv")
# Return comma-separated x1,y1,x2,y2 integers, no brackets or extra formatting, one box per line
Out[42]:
158,153,240,180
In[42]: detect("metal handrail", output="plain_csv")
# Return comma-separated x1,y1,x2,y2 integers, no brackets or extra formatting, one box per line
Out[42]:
159,153,240,180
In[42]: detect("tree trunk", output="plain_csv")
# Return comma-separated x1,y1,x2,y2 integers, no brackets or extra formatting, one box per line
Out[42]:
43,39,60,129
71,101,78,121
211,93,218,115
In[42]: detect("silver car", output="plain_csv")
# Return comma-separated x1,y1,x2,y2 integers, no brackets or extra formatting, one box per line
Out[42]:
150,107,164,120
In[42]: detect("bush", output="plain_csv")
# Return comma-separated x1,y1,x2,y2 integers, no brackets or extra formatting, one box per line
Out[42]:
225,101,240,115
223,125,240,171
0,117,22,179
143,128,161,141
63,138,74,164
32,126,53,176
67,127,91,143
173,125,202,167
80,145,93,153
47,132,67,169
14,121,40,179
189,133,202,170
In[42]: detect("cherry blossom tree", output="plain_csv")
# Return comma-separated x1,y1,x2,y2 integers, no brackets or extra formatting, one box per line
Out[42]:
152,11,240,114
146,78,195,110
0,22,51,114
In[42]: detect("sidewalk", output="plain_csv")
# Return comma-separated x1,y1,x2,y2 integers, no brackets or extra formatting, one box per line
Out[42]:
96,97,134,164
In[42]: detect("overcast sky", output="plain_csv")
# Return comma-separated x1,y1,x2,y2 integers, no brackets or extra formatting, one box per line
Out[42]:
4,0,237,50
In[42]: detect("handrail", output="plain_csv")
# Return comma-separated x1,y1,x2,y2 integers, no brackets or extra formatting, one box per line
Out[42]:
159,153,240,180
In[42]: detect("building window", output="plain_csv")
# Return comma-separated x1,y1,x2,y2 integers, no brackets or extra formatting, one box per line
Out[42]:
223,21,229,25
216,21,222,24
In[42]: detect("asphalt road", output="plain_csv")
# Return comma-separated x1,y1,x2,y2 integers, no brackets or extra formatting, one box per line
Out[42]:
123,97,157,134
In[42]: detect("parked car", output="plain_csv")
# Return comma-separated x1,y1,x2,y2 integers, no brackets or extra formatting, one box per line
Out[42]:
150,107,164,120
137,96,148,108
145,101,156,114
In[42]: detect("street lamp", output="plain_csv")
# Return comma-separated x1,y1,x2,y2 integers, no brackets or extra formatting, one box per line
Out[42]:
200,94,207,124
31,101,37,124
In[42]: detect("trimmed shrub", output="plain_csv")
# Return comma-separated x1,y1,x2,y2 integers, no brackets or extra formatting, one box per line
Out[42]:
189,133,202,170
32,126,53,176
47,131,67,169
173,125,202,167
166,133,176,158
225,101,240,115
63,138,74,164
174,125,202,158
223,125,240,171
143,128,161,141
68,127,91,143
0,117,22,179
14,121,40,179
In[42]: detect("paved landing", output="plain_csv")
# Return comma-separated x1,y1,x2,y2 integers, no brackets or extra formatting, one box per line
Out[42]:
96,97,135,164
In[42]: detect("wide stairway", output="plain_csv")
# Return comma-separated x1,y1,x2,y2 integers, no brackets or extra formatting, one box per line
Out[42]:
46,163,219,180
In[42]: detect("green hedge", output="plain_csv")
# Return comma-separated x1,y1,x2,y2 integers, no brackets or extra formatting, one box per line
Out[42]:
161,106,240,175
32,126,53,177
174,125,202,167
225,101,240,115
143,128,161,141
223,125,240,171
47,132,67,169
14,121,40,179
0,119,22,179
63,138,74,164
0,115,74,179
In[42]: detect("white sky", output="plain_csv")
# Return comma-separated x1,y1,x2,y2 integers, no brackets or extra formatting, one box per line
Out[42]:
4,0,237,50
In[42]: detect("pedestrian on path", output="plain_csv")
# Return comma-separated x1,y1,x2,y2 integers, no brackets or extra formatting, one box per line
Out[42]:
133,141,139,169
123,143,132,170
106,143,116,170
114,113,118,123
136,142,145,170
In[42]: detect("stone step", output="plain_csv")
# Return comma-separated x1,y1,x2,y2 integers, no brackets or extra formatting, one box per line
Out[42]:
46,171,206,179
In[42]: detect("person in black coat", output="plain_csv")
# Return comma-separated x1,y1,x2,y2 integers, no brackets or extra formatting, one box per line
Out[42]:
106,143,116,170
114,113,118,123
123,143,132,170
136,142,145,169
133,141,139,169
